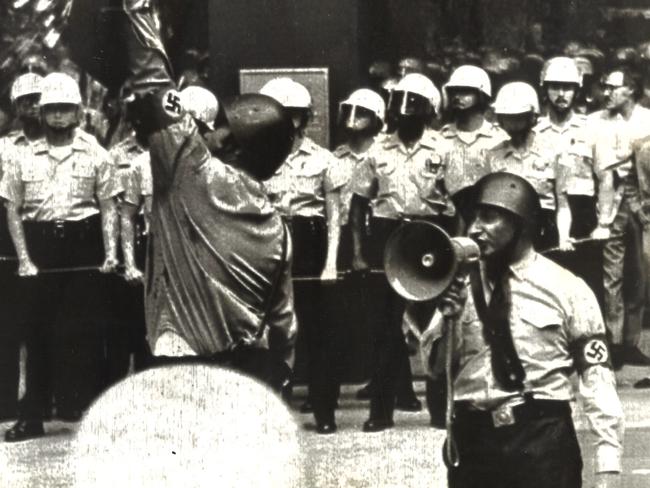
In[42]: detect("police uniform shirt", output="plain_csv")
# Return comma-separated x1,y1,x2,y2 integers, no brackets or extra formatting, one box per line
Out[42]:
264,137,347,218
422,249,623,473
438,120,507,195
349,131,454,219
0,129,120,221
535,113,595,197
109,132,147,198
0,130,37,179
121,151,153,207
487,132,570,211
332,141,375,225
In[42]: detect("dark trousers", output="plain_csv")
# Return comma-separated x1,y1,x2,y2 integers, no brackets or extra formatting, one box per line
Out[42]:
448,402,582,488
18,216,112,421
365,216,455,421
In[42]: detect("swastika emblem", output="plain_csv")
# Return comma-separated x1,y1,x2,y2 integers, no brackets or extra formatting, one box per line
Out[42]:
583,339,608,365
162,89,183,119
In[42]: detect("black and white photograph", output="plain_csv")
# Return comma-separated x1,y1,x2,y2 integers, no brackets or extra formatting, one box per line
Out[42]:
0,0,649,486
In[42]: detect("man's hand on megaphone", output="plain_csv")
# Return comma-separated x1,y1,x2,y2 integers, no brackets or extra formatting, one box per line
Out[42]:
439,275,468,318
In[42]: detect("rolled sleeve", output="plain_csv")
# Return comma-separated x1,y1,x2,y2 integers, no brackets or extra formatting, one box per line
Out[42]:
0,161,22,205
349,156,376,199
569,278,624,474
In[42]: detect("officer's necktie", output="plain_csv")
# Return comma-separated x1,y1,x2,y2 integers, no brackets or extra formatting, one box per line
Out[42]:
483,270,526,391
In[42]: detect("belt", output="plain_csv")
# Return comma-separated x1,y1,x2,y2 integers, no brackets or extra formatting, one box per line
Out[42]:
24,215,101,239
454,399,571,429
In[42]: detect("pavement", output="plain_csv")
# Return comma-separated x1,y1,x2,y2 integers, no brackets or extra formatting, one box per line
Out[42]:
1,368,650,488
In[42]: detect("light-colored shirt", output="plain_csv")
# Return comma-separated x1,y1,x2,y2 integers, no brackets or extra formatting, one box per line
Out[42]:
332,142,374,225
439,120,507,195
350,131,453,218
264,137,346,218
589,104,650,176
0,129,120,221
487,132,570,211
420,250,623,473
535,113,596,196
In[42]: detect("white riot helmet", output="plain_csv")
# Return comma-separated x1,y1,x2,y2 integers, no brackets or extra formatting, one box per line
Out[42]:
180,86,219,129
39,72,82,106
394,73,442,115
444,65,492,98
11,73,43,103
259,77,312,109
541,57,582,87
340,88,386,120
492,82,540,115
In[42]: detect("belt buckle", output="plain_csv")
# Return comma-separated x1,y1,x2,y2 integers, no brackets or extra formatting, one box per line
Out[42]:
491,404,516,428
53,220,65,239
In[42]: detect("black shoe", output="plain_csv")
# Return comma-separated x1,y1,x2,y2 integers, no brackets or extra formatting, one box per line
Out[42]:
395,397,422,412
634,377,650,389
299,400,313,413
316,420,337,434
362,417,394,432
624,346,650,366
356,383,373,400
4,420,45,442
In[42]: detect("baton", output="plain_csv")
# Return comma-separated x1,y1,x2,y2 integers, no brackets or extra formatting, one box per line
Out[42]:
16,264,126,275
291,269,384,282
542,236,613,254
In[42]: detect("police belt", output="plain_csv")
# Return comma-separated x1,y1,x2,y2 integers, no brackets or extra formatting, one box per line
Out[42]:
23,214,102,240
454,398,571,429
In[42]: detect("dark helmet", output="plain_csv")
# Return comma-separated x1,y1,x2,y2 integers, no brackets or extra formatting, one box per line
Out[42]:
223,94,294,181
474,172,541,227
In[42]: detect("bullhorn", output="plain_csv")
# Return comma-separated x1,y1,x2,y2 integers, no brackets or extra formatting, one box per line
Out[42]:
383,220,480,301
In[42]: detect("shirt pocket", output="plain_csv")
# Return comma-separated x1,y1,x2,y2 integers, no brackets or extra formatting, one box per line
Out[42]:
71,162,95,198
21,167,48,203
518,305,564,360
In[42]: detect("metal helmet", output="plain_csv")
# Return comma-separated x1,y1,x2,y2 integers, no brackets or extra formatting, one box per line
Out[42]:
11,73,43,102
223,93,295,180
259,77,312,109
474,172,541,225
444,65,492,98
39,72,82,106
541,57,582,87
492,82,540,115
180,86,219,129
394,73,442,114
340,88,386,120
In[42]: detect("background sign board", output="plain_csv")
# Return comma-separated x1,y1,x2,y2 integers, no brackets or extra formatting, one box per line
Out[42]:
239,67,330,148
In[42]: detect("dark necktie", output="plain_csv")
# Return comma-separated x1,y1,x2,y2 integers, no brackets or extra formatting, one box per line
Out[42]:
478,269,526,391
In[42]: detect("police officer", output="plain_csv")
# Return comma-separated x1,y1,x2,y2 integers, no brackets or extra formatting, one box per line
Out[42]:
0,73,44,421
421,172,623,488
2,72,120,441
487,81,572,250
259,77,346,429
590,67,650,368
350,73,452,431
440,65,506,215
307,88,387,432
538,57,599,241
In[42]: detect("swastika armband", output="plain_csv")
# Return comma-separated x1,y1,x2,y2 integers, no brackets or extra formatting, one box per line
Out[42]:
571,335,612,373
126,88,184,138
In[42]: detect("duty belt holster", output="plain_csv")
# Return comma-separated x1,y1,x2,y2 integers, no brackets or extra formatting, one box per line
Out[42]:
53,220,66,239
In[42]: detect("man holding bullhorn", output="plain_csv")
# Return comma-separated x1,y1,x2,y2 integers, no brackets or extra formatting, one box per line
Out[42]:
401,172,623,488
